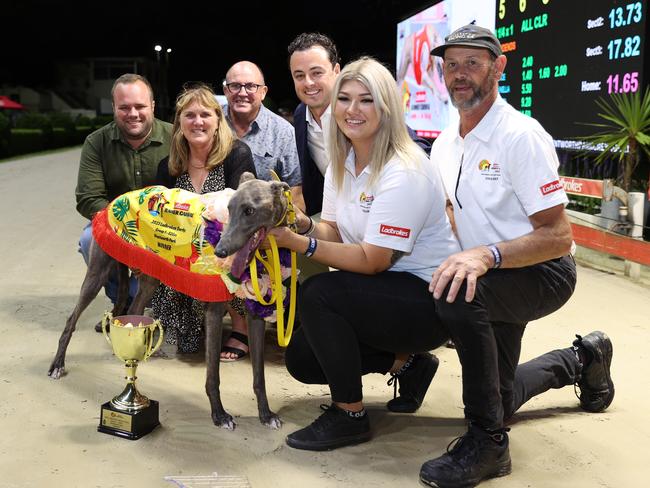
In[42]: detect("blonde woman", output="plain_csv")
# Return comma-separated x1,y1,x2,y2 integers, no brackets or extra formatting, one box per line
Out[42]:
270,57,460,450
155,83,255,357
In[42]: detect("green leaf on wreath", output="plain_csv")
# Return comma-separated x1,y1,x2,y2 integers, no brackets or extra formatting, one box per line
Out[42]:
120,228,137,244
138,186,159,205
112,197,130,221
124,220,139,240
192,223,207,252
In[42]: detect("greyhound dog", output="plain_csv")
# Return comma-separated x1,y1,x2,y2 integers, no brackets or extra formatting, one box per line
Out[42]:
49,172,290,430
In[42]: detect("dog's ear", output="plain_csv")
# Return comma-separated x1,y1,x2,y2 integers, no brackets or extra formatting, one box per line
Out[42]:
239,172,256,185
270,181,290,194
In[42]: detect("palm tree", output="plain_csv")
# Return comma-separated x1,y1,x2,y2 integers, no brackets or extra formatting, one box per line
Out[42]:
579,88,650,193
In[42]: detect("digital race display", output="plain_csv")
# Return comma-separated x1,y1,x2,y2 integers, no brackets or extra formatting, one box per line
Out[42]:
495,0,647,142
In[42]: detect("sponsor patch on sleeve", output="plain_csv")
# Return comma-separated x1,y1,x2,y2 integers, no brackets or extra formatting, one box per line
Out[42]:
540,180,562,196
379,224,411,239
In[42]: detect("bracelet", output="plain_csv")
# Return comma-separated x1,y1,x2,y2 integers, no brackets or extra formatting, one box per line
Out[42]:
298,216,316,236
487,244,501,269
304,237,317,257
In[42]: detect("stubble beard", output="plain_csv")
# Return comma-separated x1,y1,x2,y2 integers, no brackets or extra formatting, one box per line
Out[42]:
449,70,497,111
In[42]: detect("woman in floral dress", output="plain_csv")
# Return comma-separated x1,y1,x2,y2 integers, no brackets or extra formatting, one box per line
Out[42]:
154,83,255,355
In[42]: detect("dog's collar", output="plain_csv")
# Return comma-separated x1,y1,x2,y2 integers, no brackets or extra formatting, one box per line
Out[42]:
275,189,296,230
267,169,296,230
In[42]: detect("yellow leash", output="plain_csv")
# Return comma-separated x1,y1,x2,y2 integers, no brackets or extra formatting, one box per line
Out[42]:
248,182,298,347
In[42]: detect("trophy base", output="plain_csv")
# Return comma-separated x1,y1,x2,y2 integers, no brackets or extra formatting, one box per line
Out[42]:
98,400,160,440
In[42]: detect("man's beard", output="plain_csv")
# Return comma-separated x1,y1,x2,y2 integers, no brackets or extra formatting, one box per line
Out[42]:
448,73,496,110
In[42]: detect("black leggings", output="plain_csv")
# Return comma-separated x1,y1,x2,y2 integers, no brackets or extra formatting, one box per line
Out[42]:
285,270,449,403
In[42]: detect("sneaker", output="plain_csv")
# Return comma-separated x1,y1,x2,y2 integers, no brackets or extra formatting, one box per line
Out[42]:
573,331,614,412
386,352,439,413
420,424,512,488
285,404,371,451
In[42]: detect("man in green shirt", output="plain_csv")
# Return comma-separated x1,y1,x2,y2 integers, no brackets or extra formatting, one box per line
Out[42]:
77,73,172,318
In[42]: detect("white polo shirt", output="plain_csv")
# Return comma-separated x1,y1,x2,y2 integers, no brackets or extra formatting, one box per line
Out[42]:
432,96,568,250
306,105,332,176
321,149,460,282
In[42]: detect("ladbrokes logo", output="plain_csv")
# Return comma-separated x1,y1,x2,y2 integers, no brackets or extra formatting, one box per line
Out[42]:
562,179,583,193
174,202,191,211
380,224,410,239
540,180,562,195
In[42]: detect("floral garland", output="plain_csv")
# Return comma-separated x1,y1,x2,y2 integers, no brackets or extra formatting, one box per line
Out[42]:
239,248,293,322
203,219,296,322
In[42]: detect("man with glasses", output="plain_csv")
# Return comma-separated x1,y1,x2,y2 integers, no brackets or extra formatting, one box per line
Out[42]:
220,60,303,360
222,61,303,200
419,24,614,488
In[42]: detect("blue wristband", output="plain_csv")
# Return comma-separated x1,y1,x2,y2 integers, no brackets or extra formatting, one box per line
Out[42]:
488,244,501,269
304,237,317,257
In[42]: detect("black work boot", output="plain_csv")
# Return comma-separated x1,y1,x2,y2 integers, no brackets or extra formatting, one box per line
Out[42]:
420,424,511,488
95,320,108,333
573,331,614,412
387,352,439,413
285,404,371,451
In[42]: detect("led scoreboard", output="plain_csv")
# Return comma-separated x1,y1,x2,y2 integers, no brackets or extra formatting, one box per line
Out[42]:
495,0,647,141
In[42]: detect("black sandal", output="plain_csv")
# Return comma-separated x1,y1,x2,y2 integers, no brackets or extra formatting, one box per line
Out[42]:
220,331,249,362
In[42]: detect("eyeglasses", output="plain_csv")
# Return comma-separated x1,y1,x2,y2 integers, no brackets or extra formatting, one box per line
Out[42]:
223,82,264,94
442,59,491,74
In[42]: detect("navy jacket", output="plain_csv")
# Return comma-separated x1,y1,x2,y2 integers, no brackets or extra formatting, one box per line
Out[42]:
294,102,433,216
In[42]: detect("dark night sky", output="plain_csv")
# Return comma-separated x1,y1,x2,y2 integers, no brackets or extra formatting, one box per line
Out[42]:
4,0,433,108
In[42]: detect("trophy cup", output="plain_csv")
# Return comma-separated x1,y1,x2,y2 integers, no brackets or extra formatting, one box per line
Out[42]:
98,313,163,440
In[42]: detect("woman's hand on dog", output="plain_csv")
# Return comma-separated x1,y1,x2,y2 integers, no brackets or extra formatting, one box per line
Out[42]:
267,226,306,252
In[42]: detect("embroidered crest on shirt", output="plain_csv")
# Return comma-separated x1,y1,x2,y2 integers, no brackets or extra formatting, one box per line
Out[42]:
477,159,500,181
380,224,411,239
359,192,374,213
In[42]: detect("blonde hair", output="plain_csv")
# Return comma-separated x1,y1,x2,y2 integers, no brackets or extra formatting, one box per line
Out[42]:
328,56,423,190
169,83,235,177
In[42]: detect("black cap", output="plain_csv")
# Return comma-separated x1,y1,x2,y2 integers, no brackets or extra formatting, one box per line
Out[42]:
430,24,502,58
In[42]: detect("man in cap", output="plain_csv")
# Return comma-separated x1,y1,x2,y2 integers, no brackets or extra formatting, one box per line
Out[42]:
418,23,614,487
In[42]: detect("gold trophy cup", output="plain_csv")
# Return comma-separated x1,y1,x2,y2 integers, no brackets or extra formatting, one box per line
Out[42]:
98,313,163,440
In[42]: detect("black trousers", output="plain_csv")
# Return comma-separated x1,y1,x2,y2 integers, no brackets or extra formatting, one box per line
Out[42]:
285,270,449,403
435,256,578,430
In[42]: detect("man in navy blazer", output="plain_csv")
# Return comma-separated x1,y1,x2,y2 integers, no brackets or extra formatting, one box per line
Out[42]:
293,102,328,216
288,33,433,216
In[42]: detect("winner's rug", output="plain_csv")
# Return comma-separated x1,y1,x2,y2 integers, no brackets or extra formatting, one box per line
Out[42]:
92,186,235,302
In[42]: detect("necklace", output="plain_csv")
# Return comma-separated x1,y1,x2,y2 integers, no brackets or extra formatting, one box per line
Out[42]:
188,163,208,192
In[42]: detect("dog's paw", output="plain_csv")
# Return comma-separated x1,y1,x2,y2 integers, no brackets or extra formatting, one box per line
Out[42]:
48,366,66,379
260,413,282,430
212,412,236,430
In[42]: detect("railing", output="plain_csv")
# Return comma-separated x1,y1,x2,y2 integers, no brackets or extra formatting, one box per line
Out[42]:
560,177,649,273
